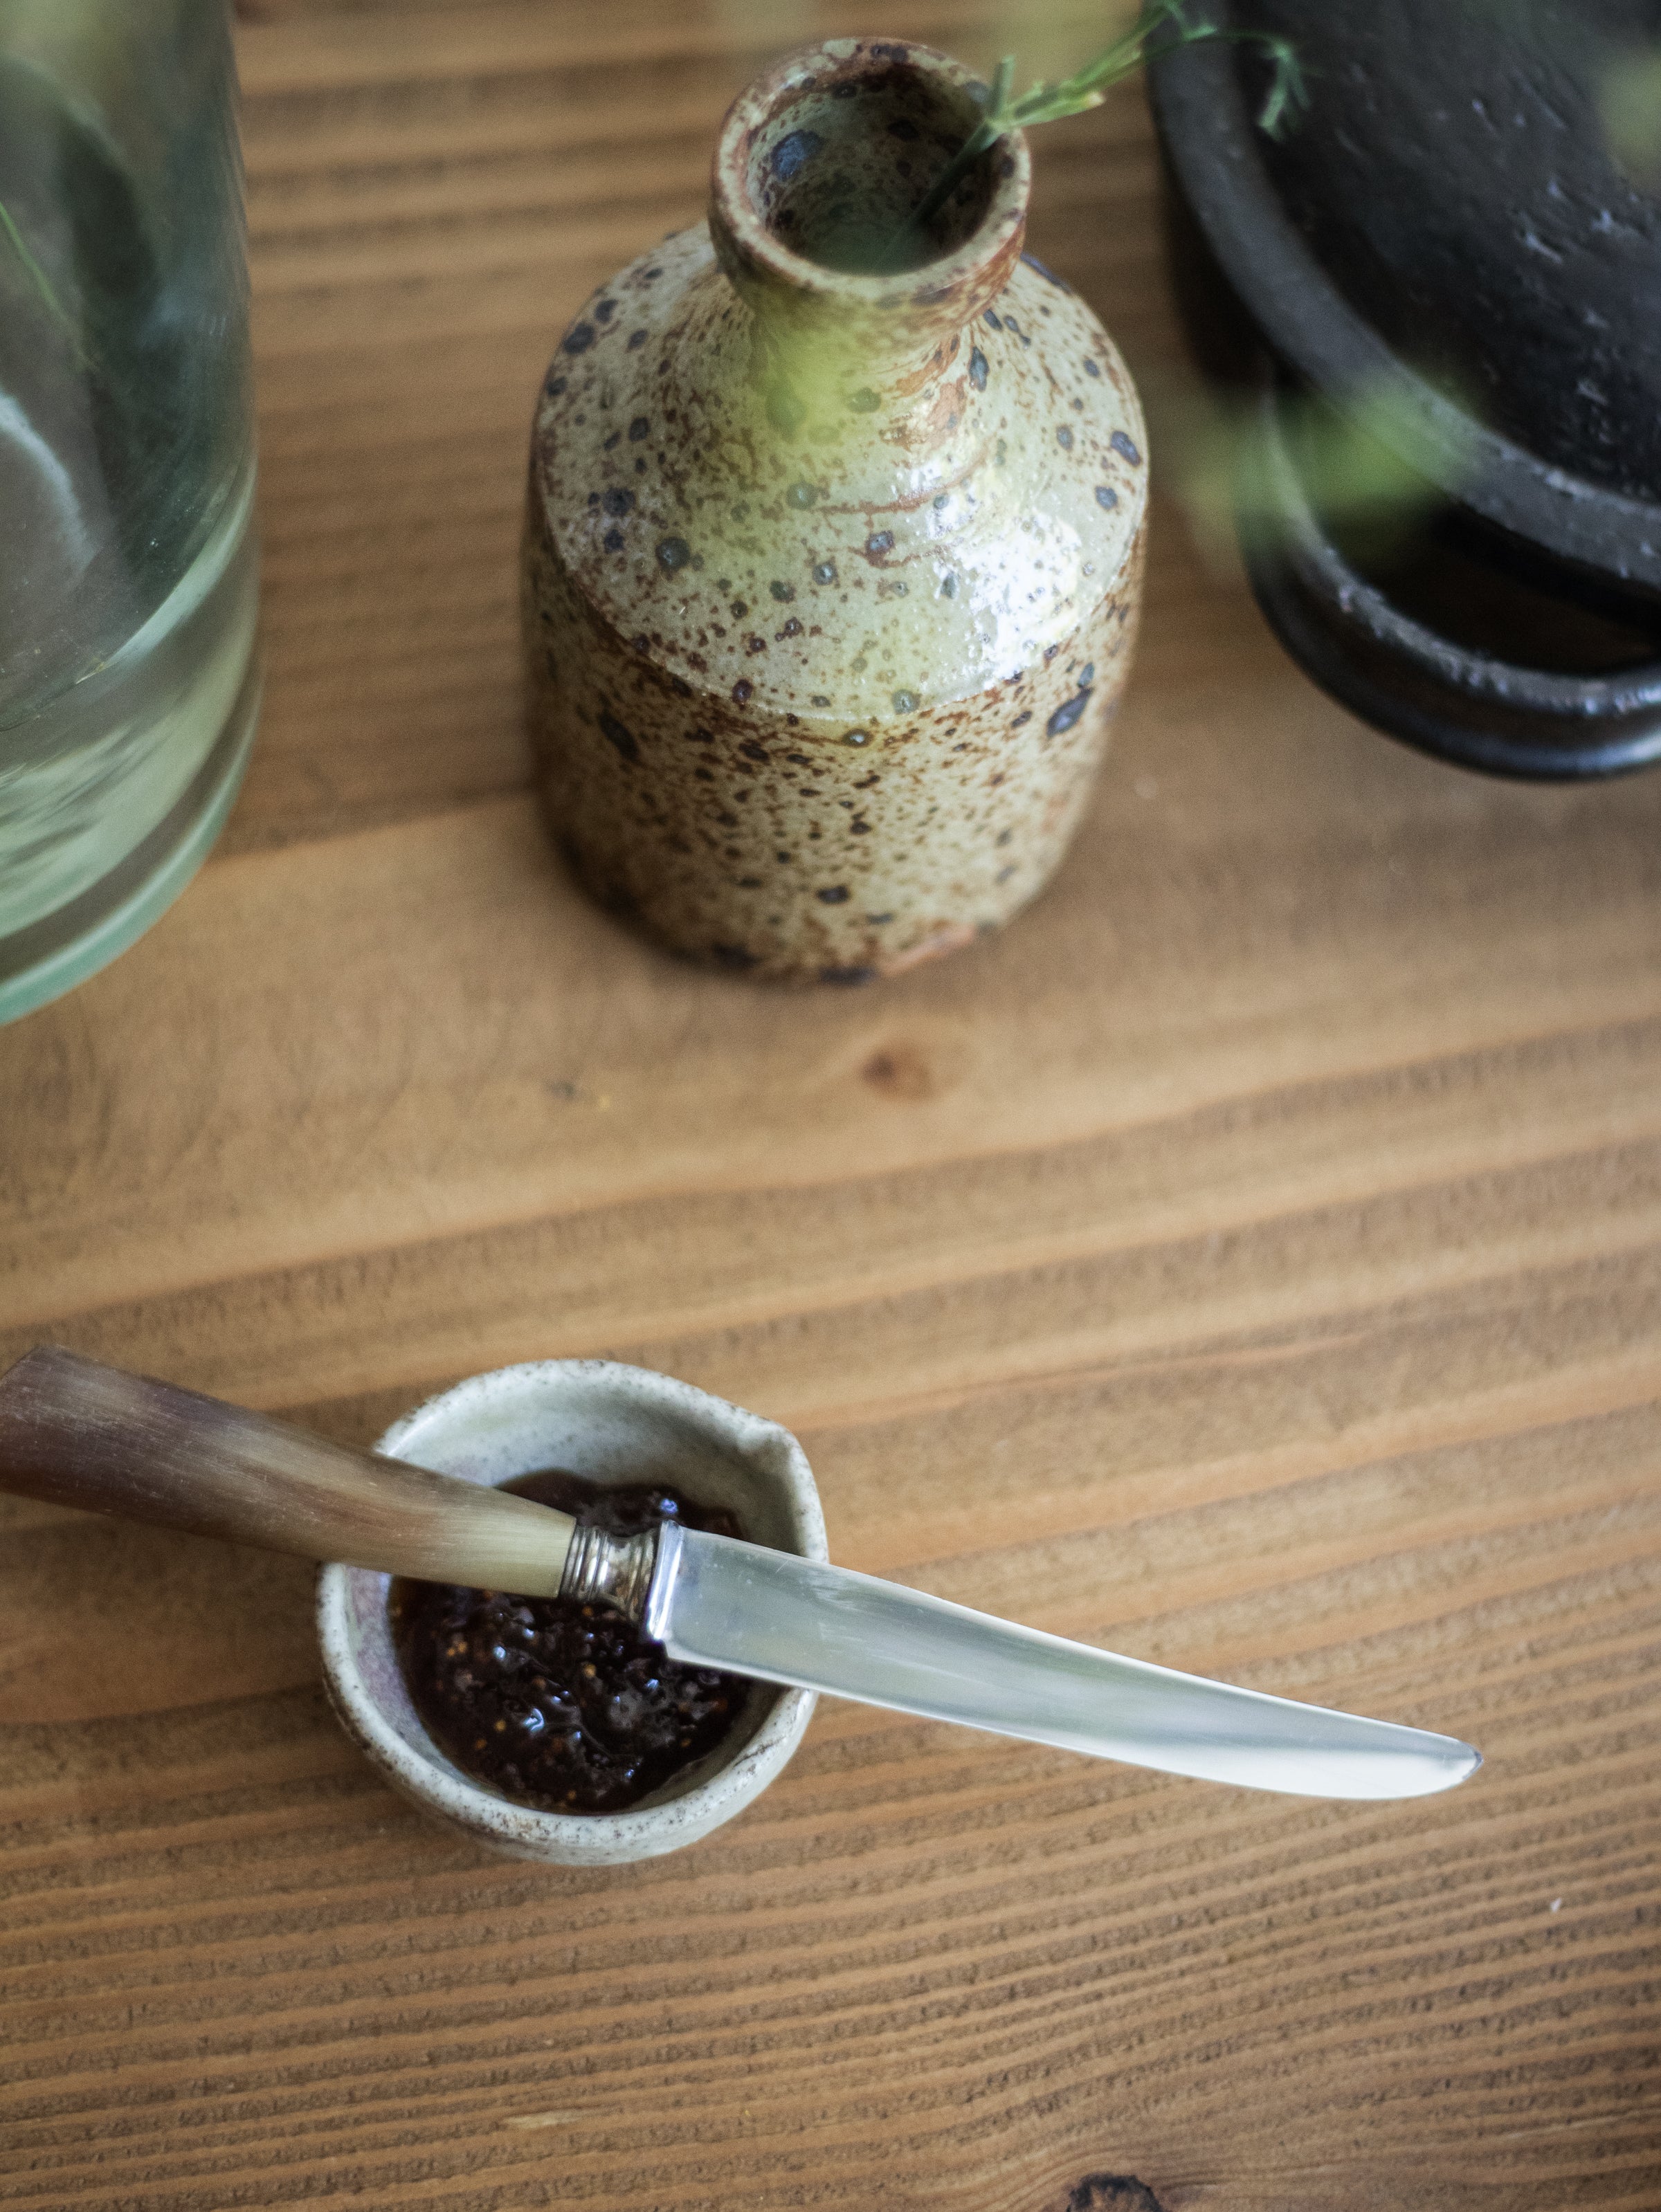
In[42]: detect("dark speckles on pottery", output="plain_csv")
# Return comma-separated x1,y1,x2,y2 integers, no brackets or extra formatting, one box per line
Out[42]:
599,709,639,762
521,37,1146,985
771,127,822,181
1021,249,1069,289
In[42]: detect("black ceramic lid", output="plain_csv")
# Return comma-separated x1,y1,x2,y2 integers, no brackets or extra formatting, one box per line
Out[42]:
1153,0,1661,604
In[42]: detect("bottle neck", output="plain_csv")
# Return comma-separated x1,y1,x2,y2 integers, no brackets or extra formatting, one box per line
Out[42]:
709,284,982,460
705,39,1031,462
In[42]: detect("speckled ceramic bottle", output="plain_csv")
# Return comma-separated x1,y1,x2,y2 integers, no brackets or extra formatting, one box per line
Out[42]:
522,37,1147,983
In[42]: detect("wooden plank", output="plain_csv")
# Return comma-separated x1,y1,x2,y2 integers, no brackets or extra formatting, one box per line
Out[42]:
0,3,1657,2208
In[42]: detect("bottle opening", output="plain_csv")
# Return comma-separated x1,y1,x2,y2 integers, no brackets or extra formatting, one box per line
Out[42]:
744,61,997,277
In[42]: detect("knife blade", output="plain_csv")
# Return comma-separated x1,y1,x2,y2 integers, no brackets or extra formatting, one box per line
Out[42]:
642,1524,1480,1800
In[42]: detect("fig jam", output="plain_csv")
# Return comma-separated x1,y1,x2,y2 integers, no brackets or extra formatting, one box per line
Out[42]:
389,1471,747,1815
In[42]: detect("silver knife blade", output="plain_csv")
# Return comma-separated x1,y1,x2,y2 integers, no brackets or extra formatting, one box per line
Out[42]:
645,1526,1480,1800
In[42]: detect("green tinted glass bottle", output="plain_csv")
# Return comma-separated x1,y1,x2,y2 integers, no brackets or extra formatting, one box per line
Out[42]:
0,0,259,1023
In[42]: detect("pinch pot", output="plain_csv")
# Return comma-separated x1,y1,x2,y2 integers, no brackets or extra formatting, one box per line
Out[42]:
317,1360,826,1864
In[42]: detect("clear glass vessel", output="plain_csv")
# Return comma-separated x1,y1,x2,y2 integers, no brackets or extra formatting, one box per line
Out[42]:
0,0,259,1025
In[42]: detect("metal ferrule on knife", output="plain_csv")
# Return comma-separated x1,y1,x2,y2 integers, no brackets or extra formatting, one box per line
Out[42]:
559,1517,660,1620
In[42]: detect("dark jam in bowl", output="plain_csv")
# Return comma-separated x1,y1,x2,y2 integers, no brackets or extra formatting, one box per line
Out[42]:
389,1471,748,1816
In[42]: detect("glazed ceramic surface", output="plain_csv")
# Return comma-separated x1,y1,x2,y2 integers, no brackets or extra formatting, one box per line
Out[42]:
523,37,1147,982
1154,1,1661,778
316,1361,826,1866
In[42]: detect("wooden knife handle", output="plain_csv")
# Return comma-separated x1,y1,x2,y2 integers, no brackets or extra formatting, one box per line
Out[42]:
0,1346,576,1596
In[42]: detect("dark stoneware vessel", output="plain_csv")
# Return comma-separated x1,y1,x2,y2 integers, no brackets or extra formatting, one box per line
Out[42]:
1154,0,1661,779
522,39,1147,982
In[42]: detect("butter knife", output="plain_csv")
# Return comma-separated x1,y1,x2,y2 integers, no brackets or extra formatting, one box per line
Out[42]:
0,1346,1480,1801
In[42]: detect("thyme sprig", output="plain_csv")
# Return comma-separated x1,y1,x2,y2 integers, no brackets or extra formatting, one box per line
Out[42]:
894,1,1304,259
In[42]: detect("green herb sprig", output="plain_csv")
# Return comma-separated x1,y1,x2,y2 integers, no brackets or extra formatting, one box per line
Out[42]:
893,1,1303,260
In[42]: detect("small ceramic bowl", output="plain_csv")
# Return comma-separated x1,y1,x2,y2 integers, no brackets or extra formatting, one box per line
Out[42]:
316,1360,826,1864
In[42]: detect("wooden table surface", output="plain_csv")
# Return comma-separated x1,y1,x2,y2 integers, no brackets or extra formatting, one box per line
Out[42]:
3,4,1660,2206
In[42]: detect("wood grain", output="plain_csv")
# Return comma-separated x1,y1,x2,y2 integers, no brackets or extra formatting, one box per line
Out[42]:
2,3,1660,2207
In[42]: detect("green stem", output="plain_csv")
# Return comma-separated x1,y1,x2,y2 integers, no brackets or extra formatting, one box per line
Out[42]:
904,116,999,246
887,54,1011,268
0,195,89,366
882,12,1303,273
